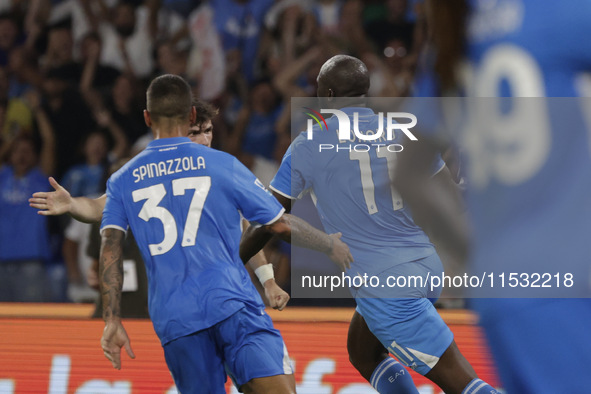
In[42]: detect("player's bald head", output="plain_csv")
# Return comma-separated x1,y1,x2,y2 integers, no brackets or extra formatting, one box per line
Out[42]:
146,74,192,123
317,55,370,98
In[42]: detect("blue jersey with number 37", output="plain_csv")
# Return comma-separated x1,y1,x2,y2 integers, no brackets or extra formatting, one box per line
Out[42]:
101,137,284,344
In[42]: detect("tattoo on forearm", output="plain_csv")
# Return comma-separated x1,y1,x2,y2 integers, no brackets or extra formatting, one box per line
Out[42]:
280,214,332,254
99,228,125,320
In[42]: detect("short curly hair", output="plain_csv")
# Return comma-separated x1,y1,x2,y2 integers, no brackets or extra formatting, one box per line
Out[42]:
192,99,219,126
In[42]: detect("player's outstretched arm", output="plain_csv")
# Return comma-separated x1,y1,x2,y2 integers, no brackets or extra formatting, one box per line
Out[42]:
99,228,135,369
263,213,354,272
68,194,107,224
29,177,106,223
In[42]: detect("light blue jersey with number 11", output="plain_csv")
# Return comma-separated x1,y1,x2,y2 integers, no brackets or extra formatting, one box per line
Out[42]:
271,107,444,277
272,107,454,375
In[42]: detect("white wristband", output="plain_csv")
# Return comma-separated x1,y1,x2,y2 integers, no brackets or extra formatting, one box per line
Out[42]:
255,264,274,285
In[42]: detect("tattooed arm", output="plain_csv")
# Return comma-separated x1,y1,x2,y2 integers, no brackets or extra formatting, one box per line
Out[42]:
241,213,354,272
99,228,135,369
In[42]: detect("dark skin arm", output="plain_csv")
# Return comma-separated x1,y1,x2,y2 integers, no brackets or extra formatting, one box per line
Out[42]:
240,192,291,263
267,213,335,253
99,228,135,369
240,194,353,271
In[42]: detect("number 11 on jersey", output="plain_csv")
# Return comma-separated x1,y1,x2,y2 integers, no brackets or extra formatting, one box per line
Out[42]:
349,150,403,215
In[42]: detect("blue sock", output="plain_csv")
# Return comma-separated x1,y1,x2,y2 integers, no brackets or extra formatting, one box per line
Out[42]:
462,378,500,394
370,357,419,394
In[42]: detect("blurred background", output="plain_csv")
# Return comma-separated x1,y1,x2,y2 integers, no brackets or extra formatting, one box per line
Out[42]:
0,1,498,393
0,0,428,306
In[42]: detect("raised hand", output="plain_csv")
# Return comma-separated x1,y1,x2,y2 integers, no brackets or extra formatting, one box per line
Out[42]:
29,177,72,216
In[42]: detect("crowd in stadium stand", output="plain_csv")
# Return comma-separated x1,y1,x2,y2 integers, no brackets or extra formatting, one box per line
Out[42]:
0,0,424,304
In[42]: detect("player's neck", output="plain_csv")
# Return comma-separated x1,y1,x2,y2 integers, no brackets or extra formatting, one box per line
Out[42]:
322,96,367,109
151,122,190,140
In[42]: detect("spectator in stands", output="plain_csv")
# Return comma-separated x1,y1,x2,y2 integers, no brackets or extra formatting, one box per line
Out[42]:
184,1,227,100
97,1,157,78
63,215,100,304
60,104,128,198
0,65,6,101
91,0,185,79
230,81,285,185
60,131,109,198
78,31,121,96
161,0,198,16
61,121,125,304
0,12,22,67
7,46,42,98
41,20,78,75
154,41,188,78
262,1,315,72
41,66,95,178
364,0,414,52
311,0,343,37
272,45,326,99
1,89,49,169
0,104,55,301
105,73,146,145
362,38,414,97
48,0,110,56
57,112,128,305
1,65,35,153
211,0,274,84
0,98,6,144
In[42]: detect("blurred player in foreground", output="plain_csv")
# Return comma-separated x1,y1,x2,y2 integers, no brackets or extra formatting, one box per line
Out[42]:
394,0,591,392
97,74,352,393
30,99,291,311
241,56,497,393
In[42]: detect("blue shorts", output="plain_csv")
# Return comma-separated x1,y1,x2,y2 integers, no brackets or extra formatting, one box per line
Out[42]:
355,254,453,376
163,305,293,393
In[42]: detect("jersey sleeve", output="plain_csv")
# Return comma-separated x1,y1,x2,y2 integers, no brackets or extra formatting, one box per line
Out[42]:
269,134,312,199
269,145,296,199
100,175,128,234
231,158,284,225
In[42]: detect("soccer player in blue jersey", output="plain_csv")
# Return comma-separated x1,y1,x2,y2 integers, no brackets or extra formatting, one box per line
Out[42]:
98,75,352,394
241,56,497,394
30,99,291,311
394,0,591,392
